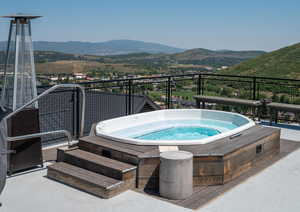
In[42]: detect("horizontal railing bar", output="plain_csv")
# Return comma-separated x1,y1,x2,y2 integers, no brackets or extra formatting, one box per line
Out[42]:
196,73,300,82
256,82,300,87
197,78,252,83
6,130,73,146
39,109,72,116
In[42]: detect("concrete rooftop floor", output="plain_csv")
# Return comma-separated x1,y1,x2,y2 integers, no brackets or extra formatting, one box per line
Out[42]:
1,124,300,212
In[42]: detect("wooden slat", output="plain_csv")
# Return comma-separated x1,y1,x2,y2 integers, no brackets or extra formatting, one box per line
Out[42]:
65,149,136,173
47,162,129,199
79,136,158,157
48,162,121,188
63,149,136,183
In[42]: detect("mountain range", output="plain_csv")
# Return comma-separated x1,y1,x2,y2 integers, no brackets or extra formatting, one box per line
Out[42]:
0,40,265,58
0,40,185,55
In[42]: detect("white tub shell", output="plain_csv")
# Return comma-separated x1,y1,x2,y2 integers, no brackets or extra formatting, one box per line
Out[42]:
95,109,255,145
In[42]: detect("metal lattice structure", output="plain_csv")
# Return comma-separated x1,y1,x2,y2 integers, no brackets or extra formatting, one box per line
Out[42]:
1,14,41,111
0,120,7,196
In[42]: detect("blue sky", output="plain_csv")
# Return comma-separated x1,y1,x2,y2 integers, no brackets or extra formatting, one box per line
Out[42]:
0,0,299,51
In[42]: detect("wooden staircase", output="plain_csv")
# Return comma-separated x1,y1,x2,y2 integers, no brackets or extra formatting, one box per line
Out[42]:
47,136,137,199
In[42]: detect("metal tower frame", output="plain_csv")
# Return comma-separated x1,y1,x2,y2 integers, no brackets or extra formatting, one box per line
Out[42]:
1,14,41,111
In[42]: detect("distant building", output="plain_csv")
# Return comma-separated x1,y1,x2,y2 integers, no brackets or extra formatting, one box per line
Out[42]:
74,73,86,79
217,66,228,71
50,77,58,81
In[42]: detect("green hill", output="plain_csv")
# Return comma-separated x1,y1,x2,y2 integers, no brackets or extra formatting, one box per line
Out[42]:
222,42,300,79
170,48,264,67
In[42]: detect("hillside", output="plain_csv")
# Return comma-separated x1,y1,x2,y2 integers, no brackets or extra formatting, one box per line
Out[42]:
0,40,185,55
172,48,264,59
222,42,300,79
96,48,265,67
35,60,149,74
0,47,265,75
170,48,265,67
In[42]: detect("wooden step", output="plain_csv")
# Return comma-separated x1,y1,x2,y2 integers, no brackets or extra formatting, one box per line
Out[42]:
47,162,128,199
63,149,136,184
78,136,142,165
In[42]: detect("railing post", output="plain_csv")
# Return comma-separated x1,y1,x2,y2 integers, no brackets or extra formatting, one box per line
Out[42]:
76,87,80,139
125,82,128,115
252,77,257,100
128,79,132,114
197,74,202,95
72,89,76,137
201,76,204,95
167,76,171,109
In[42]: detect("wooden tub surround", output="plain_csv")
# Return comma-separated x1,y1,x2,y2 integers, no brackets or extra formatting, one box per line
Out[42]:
47,125,280,199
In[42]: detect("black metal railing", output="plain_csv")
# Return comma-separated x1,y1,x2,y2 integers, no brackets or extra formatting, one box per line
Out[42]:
33,73,300,145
